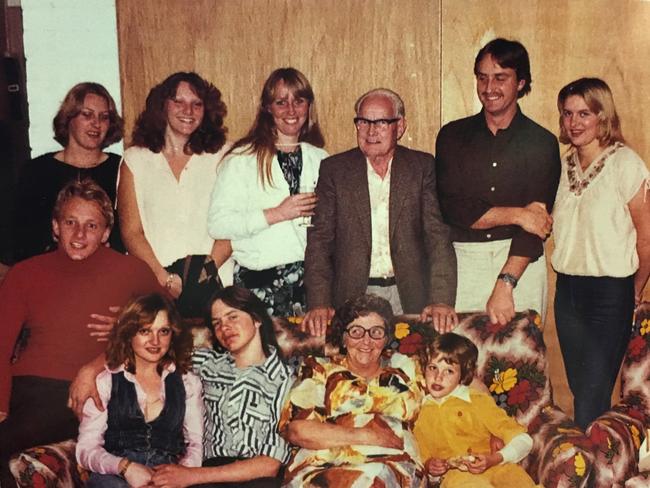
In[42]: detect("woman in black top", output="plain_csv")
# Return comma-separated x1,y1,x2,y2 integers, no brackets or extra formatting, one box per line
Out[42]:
13,82,124,261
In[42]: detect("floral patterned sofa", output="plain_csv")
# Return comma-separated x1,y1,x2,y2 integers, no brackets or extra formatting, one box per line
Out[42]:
9,310,594,487
579,302,650,488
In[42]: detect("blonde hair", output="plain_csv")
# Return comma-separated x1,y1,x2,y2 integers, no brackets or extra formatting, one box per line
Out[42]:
557,77,624,147
52,178,114,229
226,68,324,188
53,82,123,148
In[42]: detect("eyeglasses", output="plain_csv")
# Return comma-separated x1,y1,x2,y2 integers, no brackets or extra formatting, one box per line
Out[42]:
345,325,387,340
353,117,400,131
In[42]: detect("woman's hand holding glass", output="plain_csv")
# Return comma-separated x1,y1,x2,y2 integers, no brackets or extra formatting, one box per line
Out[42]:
265,192,317,225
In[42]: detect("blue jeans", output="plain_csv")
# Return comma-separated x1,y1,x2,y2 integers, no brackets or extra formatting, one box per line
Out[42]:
86,449,177,488
554,273,634,429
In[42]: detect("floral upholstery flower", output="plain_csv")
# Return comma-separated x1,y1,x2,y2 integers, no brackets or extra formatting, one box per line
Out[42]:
553,442,574,458
630,424,641,450
574,452,586,477
398,332,424,355
507,378,533,406
640,318,650,336
628,335,647,359
394,322,410,339
489,367,517,394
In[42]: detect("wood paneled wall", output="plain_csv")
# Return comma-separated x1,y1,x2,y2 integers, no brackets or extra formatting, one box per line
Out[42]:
440,0,650,161
116,0,440,153
116,0,650,415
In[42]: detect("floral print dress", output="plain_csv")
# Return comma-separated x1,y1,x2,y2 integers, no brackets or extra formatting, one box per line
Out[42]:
280,351,423,487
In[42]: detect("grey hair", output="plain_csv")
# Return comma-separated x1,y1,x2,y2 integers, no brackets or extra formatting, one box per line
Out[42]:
354,88,405,118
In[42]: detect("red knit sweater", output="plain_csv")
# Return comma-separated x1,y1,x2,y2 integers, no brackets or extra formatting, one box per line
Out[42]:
0,246,163,412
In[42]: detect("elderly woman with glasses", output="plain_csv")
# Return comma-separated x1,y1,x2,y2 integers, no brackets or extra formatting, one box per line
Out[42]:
280,294,423,487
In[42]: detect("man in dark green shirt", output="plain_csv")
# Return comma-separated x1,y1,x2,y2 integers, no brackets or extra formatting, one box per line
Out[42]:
436,38,560,325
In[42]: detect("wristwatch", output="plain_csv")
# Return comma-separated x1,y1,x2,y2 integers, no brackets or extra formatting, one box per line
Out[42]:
497,273,518,288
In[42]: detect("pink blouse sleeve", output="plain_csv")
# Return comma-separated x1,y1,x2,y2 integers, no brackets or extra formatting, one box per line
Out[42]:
179,371,204,467
75,370,123,474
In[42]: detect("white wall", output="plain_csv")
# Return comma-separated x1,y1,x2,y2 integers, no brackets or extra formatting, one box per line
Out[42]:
22,0,122,157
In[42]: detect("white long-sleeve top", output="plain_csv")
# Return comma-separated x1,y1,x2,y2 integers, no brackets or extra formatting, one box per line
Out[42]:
208,142,328,270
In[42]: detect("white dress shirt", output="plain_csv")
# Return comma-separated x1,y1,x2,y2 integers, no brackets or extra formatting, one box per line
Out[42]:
367,158,394,278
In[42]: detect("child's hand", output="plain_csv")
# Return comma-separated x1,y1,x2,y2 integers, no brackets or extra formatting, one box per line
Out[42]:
466,452,502,474
425,457,448,476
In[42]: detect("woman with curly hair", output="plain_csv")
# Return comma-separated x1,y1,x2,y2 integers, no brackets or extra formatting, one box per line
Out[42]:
119,72,230,314
13,82,124,261
208,67,327,317
76,293,203,488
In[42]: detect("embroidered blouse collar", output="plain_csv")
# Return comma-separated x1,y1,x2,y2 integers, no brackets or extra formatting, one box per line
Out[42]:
567,142,623,196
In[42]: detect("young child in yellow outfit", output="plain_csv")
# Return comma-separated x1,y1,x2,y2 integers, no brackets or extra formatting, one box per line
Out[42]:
413,333,540,488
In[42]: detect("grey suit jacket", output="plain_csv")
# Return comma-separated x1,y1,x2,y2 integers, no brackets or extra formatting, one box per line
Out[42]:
305,145,457,313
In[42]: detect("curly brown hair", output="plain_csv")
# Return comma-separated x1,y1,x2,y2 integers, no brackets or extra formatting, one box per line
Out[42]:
106,293,192,375
419,333,478,386
329,294,394,354
227,67,325,187
52,82,123,148
131,72,227,154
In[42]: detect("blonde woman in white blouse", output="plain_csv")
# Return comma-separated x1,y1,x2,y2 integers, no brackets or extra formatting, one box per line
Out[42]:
552,78,650,429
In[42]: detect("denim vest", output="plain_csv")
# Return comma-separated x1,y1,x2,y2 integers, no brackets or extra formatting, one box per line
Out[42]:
104,370,186,458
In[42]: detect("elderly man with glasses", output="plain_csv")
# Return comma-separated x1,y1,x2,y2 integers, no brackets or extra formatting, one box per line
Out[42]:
303,88,457,336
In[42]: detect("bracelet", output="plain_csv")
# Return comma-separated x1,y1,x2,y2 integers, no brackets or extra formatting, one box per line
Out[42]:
119,458,132,477
497,273,518,288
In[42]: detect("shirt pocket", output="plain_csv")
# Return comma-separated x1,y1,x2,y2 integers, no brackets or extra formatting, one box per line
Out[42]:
241,391,274,449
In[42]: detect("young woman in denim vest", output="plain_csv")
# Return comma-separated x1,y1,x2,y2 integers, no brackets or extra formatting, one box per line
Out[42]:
76,293,203,487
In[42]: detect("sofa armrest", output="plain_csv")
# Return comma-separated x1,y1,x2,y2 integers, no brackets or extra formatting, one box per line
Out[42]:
9,439,87,488
524,405,594,488
585,397,647,487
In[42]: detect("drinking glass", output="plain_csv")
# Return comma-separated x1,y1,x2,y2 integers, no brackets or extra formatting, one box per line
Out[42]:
299,182,316,227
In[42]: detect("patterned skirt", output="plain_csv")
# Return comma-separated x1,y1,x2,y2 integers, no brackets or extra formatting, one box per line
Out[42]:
233,260,305,317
